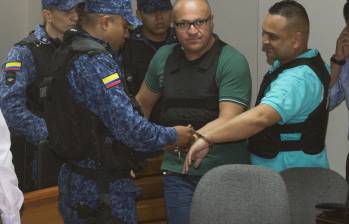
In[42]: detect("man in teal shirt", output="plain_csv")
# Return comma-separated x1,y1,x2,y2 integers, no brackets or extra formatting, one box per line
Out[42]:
184,0,330,173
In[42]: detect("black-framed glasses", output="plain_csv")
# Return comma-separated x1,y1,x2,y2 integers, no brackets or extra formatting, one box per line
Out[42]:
174,15,212,30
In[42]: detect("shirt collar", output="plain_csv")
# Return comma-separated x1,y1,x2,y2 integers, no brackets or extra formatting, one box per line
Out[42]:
270,49,319,72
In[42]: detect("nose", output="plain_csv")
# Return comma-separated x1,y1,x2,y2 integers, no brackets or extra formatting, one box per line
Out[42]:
155,11,164,20
262,33,269,45
187,24,199,35
71,10,79,23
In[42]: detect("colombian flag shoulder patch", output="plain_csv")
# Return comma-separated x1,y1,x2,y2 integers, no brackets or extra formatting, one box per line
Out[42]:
101,72,122,89
4,61,22,72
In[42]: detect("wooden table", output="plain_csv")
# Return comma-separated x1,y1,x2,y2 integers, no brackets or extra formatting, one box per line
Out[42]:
317,210,349,224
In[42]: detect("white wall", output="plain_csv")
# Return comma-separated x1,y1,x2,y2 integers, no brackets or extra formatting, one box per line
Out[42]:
0,0,347,176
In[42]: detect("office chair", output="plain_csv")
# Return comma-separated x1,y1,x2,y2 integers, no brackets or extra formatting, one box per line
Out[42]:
190,164,291,224
280,167,348,224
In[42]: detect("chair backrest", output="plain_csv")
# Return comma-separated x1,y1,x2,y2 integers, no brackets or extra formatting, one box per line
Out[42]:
280,167,348,224
190,164,291,224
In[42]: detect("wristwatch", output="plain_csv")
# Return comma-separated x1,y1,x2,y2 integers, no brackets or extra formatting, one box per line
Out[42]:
330,55,346,66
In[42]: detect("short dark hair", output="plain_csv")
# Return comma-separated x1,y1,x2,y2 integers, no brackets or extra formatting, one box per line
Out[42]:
269,0,309,34
344,0,349,21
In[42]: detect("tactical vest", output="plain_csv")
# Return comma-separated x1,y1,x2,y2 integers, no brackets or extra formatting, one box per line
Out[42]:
159,39,226,130
122,28,176,123
248,54,330,158
122,27,176,97
11,31,62,191
16,31,62,118
43,29,140,172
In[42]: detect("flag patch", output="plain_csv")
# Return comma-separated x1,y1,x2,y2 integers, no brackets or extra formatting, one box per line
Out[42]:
4,61,22,71
102,72,122,89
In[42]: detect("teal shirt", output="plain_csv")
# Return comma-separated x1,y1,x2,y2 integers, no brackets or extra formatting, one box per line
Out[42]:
251,49,329,172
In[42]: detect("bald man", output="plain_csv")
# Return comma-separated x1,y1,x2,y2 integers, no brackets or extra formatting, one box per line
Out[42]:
185,0,331,173
136,0,251,223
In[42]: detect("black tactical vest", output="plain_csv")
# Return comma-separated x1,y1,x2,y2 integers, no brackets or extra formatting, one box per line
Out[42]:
16,32,62,117
159,39,226,130
43,29,140,172
122,28,177,123
122,27,176,97
248,54,330,158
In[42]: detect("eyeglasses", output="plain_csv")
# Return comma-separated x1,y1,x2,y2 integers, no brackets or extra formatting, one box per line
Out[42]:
174,15,212,30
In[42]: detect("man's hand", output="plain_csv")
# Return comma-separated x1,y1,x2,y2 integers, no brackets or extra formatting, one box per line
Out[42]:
331,27,349,86
335,27,349,61
164,125,194,151
174,125,194,147
182,138,210,174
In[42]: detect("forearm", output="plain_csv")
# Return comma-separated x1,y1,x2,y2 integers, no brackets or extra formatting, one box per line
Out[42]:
198,102,247,134
135,82,160,119
330,63,342,87
1,95,48,144
205,105,280,143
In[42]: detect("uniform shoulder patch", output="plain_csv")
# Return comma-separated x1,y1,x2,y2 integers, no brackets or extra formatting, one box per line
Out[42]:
4,61,22,72
101,72,122,89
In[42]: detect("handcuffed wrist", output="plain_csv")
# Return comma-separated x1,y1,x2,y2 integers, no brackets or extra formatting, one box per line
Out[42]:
195,131,213,146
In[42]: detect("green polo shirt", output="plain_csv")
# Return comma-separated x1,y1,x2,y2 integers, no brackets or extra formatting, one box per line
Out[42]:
144,42,252,176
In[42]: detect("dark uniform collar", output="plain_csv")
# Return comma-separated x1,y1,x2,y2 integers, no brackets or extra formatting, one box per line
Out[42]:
130,26,177,50
71,28,115,53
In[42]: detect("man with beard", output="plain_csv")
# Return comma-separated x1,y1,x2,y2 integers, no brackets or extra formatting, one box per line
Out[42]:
184,0,330,175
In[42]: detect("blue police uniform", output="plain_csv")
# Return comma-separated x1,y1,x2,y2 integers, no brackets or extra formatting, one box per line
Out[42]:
42,0,85,10
58,1,176,223
0,25,49,145
0,0,84,192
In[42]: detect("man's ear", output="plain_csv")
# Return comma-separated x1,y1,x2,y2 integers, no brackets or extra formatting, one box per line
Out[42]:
100,15,111,31
292,31,302,49
42,9,52,23
136,9,142,20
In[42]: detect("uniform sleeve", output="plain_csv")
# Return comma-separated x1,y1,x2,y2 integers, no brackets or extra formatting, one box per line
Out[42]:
260,66,324,123
0,110,23,224
329,62,349,110
144,44,175,93
216,46,252,108
67,53,176,152
0,46,48,145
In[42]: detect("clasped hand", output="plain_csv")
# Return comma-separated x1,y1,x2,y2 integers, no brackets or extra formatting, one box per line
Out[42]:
165,126,212,174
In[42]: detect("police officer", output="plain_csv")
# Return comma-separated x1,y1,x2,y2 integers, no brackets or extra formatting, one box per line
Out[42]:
136,0,252,223
0,0,84,192
123,0,176,98
52,0,193,223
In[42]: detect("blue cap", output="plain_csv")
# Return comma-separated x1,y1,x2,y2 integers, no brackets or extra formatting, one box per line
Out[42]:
85,0,141,26
42,0,85,11
137,0,172,13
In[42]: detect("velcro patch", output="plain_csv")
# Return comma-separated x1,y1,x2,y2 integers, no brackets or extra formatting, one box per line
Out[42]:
4,61,22,72
102,72,122,89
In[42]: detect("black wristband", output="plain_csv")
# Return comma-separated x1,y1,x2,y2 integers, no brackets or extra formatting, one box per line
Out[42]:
331,55,346,66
